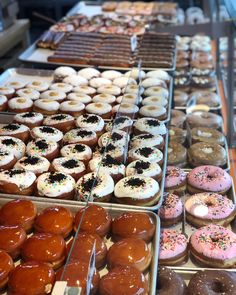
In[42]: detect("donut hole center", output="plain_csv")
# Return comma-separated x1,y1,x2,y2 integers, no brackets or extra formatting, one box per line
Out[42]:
211,281,225,293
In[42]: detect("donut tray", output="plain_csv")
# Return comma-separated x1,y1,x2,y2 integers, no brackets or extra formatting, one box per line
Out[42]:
0,196,160,295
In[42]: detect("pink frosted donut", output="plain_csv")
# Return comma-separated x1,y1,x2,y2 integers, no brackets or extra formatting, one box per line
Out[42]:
165,166,187,195
190,224,236,268
159,229,188,265
187,165,232,195
185,193,236,227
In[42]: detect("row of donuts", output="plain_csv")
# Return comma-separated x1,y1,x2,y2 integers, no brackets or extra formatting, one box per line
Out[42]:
0,199,156,294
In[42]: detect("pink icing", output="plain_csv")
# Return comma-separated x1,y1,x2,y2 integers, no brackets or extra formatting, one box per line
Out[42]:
185,193,235,219
190,224,236,260
187,165,232,193
165,166,187,188
159,229,188,260
159,193,183,220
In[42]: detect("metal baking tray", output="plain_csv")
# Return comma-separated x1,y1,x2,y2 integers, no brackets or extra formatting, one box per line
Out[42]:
0,196,160,295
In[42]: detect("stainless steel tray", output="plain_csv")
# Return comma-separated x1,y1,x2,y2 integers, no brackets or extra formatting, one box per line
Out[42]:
0,196,160,295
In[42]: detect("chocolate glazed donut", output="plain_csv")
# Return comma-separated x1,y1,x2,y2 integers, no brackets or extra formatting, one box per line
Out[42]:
187,270,236,295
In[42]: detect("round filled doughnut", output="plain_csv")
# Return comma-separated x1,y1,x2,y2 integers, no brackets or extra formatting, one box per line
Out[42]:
0,151,17,170
43,114,75,132
60,143,92,165
133,117,167,136
0,250,14,289
59,100,85,117
190,127,225,146
14,155,50,176
0,123,29,142
186,111,222,129
26,139,59,161
0,136,25,160
13,112,43,128
8,97,33,113
165,166,187,195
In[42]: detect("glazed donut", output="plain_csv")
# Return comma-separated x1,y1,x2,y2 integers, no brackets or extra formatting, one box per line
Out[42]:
167,142,187,168
59,100,85,117
93,93,116,105
165,166,187,195
16,88,40,101
126,160,162,181
63,129,98,148
86,102,112,119
133,117,167,136
174,75,190,92
187,270,236,295
106,116,133,132
0,199,36,232
101,70,122,80
191,76,216,92
112,103,139,118
0,169,36,196
139,105,167,120
159,229,188,265
74,204,111,238
14,155,50,176
26,139,59,161
76,172,114,202
190,127,225,146
170,110,186,128
31,126,63,143
187,165,232,195
188,142,227,167
0,136,26,160
169,127,187,144
0,86,15,99
0,123,29,142
187,111,223,129
99,266,148,295
33,99,60,115
49,82,73,93
26,81,50,92
36,172,75,199
97,85,121,96
142,96,168,107
157,267,187,295
73,85,96,96
190,224,236,268
13,112,44,128
0,250,14,289
76,114,105,135
78,67,100,80
54,66,76,82
185,192,236,227
34,205,73,238
174,90,188,106
114,175,160,206
67,92,92,104
112,212,155,242
43,114,75,132
144,86,169,99
63,74,88,87
128,146,163,165
159,193,183,227
107,238,151,272
89,77,111,88
189,91,220,107
40,90,66,102
0,94,7,111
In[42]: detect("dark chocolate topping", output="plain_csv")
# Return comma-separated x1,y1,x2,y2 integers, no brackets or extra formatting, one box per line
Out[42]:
39,126,55,134
74,144,86,152
139,134,154,139
146,119,160,127
125,177,146,187
101,143,116,153
2,138,16,146
35,140,49,150
8,169,25,177
51,114,67,121
21,112,36,118
0,151,9,156
114,117,127,125
20,156,40,165
137,147,153,157
133,160,151,173
77,130,93,137
2,124,20,131
111,132,123,141
102,154,120,167
82,114,99,124
81,176,98,192
48,172,66,183
62,159,79,169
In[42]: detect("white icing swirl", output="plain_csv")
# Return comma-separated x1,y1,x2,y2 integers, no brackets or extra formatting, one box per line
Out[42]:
146,70,170,81
113,103,139,114
0,86,14,96
113,77,137,88
31,126,63,142
0,136,25,159
54,66,76,79
0,95,7,105
5,81,26,90
116,93,141,105
101,70,122,80
73,85,96,96
139,105,166,118
93,93,116,104
141,78,167,89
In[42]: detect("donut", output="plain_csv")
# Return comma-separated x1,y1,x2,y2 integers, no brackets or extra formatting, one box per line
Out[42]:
0,123,29,142
191,76,216,92
60,143,92,165
159,229,188,265
141,78,166,89
99,266,148,295
0,150,17,170
8,261,55,294
0,136,25,160
187,111,223,129
142,96,168,107
101,70,122,80
0,225,26,258
67,92,92,104
8,97,33,113
0,199,37,232
90,77,111,88
131,134,164,150
125,68,145,80
21,233,66,269
95,142,125,162
5,81,26,90
76,172,114,202
14,155,50,176
98,130,128,148
165,166,187,195
113,103,139,118
0,94,7,111
0,86,15,99
26,81,50,92
114,175,160,206
187,270,236,295
187,165,232,195
31,126,63,143
0,250,14,289
116,93,142,105
66,232,107,268
56,261,99,294
73,85,96,96
43,114,75,132
123,84,143,95
74,205,111,237
171,110,186,128
97,85,121,96
86,102,112,119
76,114,105,135
113,77,136,88
54,66,76,82
63,129,98,148
78,67,100,80
63,74,88,87
107,238,151,272
36,171,75,199
157,267,187,295
13,112,44,128
33,99,60,115
174,75,191,92
169,127,187,145
34,206,73,238
185,192,236,227
188,142,227,167
168,142,187,168
190,127,225,146
0,169,36,195
49,82,73,93
190,224,236,268
159,193,183,227
92,94,116,106
189,91,220,107
112,212,155,242
59,100,85,117
51,157,86,181
128,146,163,165
191,66,214,77
40,90,66,102
105,116,133,132
174,90,188,106
146,70,170,82
139,105,167,120
26,139,59,161
16,88,40,100
126,160,162,181
144,86,169,99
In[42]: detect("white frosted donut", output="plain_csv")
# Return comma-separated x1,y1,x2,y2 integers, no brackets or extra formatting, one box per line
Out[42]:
49,83,73,93
76,172,114,201
190,40,211,52
78,68,100,80
113,103,139,115
75,114,104,133
146,70,170,82
126,160,162,178
114,176,159,201
14,155,50,174
59,101,85,113
43,113,74,126
51,157,85,175
37,172,75,198
63,128,97,145
131,133,164,149
141,78,167,89
54,66,76,80
142,96,168,107
117,93,142,105
113,77,137,88
88,155,125,176
144,87,169,99
26,139,58,158
101,70,122,80
8,97,33,110
31,126,63,142
0,123,29,136
0,95,7,105
123,84,144,95
67,92,92,104
86,102,112,116
60,143,92,161
0,169,36,189
0,86,15,97
106,116,133,132
26,81,50,92
0,151,15,167
34,99,60,112
134,118,167,136
93,93,116,104
73,85,96,96
0,136,25,159
63,75,88,87
5,81,26,90
89,77,112,88
98,130,129,148
129,146,163,163
16,88,40,100
124,69,146,80
93,143,125,160
97,85,121,96
139,105,167,119
40,90,66,101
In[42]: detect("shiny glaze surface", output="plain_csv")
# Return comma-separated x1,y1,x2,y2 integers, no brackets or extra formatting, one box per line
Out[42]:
0,225,26,253
0,250,14,282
